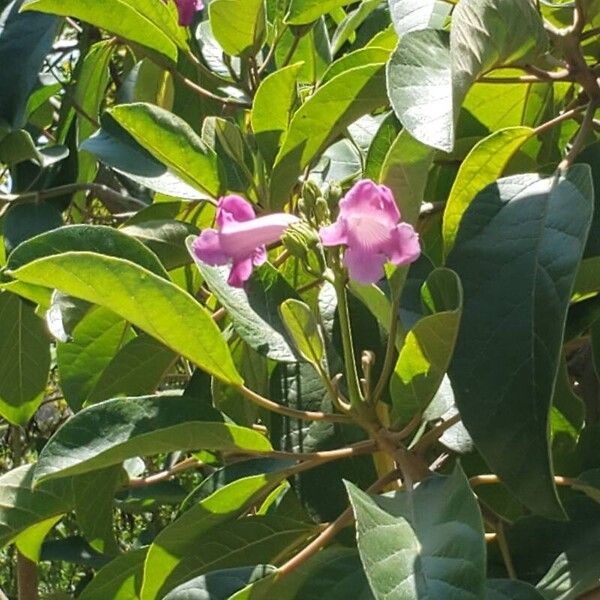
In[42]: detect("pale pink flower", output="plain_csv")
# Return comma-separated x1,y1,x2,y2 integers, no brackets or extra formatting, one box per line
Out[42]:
320,179,420,284
192,195,299,287
169,0,203,26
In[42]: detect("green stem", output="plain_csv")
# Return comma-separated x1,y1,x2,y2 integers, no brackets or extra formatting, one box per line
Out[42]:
333,274,364,407
372,294,402,402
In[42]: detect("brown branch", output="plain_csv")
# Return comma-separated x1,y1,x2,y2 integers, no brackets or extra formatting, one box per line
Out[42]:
533,104,588,136
127,457,202,488
470,474,577,487
412,414,461,454
278,468,402,576
558,100,598,172
17,553,38,600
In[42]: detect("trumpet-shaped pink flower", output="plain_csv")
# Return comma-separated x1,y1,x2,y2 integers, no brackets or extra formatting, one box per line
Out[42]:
168,0,203,26
192,195,299,287
320,179,420,284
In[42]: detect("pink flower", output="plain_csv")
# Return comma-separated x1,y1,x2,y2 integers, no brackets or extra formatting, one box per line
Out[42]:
320,180,420,284
192,195,299,287
169,0,203,26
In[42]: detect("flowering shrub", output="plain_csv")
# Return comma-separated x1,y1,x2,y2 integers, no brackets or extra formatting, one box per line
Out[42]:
1,0,600,598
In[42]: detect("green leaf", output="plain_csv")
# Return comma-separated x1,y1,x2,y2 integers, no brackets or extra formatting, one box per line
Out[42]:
81,114,204,199
0,465,71,550
451,0,548,105
0,0,60,128
364,112,401,180
3,202,63,254
447,166,594,519
121,220,199,271
163,566,276,600
388,0,547,151
486,579,545,600
191,248,299,363
390,268,463,427
209,0,266,56
443,127,534,256
108,103,222,197
86,333,176,405
72,466,122,555
252,63,302,168
379,129,435,226
321,47,390,86
7,224,168,278
0,292,50,425
22,0,186,62
346,465,486,600
14,516,62,563
33,394,271,483
147,515,312,599
8,252,242,385
142,473,294,600
56,307,132,411
271,62,387,207
285,0,354,24
78,548,147,600
386,28,453,152
279,299,325,366
388,0,451,37
331,0,380,55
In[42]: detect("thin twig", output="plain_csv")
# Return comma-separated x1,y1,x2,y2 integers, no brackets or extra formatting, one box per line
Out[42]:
127,457,203,488
372,295,401,402
0,182,147,208
496,521,517,579
277,468,402,576
469,474,577,487
533,104,588,136
559,100,598,172
412,414,461,454
237,384,352,423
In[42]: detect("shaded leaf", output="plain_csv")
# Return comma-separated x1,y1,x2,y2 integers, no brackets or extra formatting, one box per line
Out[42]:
448,166,594,519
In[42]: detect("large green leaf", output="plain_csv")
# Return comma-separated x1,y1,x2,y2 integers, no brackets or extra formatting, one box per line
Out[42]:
346,465,486,599
0,292,51,425
451,0,548,106
72,466,122,555
448,166,594,519
386,29,453,152
390,268,463,427
379,129,435,226
285,0,354,24
145,515,313,599
387,0,547,151
209,0,266,56
56,307,132,411
0,0,60,128
108,103,222,197
252,63,302,168
8,252,242,385
7,224,168,278
86,333,176,405
142,473,295,600
78,548,147,600
191,250,300,363
271,62,387,207
279,299,325,366
443,127,534,256
163,566,275,600
22,0,186,62
388,0,451,37
33,394,271,483
0,465,71,550
81,114,204,199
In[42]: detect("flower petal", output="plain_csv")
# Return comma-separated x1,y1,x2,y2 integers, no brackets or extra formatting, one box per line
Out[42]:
173,0,202,25
228,257,254,287
320,220,348,246
252,245,267,267
386,223,421,265
339,180,400,226
216,195,256,228
344,248,386,285
192,230,229,266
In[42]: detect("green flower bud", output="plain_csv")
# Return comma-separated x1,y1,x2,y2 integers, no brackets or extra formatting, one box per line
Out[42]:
281,221,320,260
